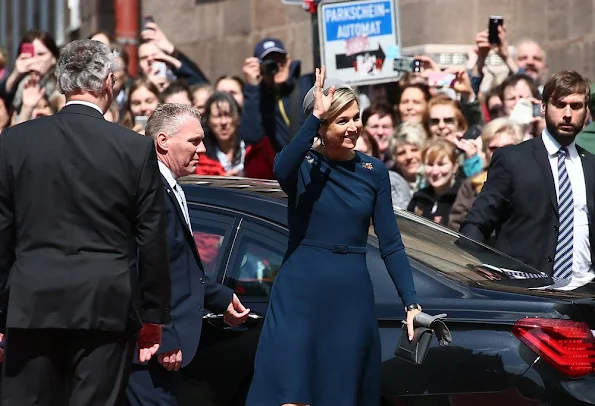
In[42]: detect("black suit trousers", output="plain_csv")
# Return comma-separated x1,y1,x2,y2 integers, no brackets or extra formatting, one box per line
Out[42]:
1,328,135,406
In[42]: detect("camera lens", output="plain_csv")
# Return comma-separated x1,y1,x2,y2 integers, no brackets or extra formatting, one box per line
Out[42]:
260,60,279,76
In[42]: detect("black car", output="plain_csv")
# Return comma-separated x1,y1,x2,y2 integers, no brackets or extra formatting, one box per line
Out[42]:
176,176,595,406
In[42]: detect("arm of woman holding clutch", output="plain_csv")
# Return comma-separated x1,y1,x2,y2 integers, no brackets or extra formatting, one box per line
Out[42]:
273,66,336,193
373,167,421,341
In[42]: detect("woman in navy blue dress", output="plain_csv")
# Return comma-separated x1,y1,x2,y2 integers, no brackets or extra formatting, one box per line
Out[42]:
246,67,421,406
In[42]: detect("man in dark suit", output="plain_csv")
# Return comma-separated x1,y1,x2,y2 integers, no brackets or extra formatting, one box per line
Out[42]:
461,70,595,290
0,39,171,405
126,103,250,405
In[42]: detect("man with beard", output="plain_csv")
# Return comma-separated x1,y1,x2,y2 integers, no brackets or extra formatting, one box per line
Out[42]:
461,70,595,291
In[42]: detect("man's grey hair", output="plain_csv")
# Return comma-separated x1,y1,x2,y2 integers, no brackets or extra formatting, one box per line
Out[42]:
146,103,202,141
55,39,119,94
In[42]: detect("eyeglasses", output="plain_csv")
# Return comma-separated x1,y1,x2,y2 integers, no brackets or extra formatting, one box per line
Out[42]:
429,117,456,126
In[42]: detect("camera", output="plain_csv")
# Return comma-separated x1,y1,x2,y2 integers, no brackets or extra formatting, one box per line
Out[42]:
412,59,423,73
260,59,279,76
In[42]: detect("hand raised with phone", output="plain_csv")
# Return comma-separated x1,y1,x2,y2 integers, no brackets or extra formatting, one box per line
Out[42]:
140,20,175,55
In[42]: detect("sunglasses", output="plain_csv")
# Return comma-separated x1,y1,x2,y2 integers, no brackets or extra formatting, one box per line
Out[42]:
429,117,456,126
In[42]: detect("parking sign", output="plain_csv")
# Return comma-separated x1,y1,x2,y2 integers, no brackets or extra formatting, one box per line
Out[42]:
318,0,402,86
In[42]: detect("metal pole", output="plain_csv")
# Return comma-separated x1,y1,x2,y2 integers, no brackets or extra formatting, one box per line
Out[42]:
11,0,19,61
0,0,7,48
40,0,49,32
311,11,320,70
114,0,139,78
55,0,65,45
26,0,34,30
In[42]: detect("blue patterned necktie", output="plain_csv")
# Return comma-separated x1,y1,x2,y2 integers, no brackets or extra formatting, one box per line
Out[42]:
553,147,574,281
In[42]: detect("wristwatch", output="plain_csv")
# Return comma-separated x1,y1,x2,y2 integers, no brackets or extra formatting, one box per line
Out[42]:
405,303,422,312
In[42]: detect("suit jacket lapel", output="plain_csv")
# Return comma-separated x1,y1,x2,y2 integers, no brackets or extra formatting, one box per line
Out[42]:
161,175,193,237
532,137,558,216
161,176,205,271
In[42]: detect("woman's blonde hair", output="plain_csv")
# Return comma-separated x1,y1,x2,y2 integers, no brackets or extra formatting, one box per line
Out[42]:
480,117,524,153
323,88,360,121
388,122,428,156
422,139,458,166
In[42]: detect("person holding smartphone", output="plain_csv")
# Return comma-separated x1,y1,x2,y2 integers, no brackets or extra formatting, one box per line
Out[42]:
471,17,548,94
120,78,162,134
0,30,60,113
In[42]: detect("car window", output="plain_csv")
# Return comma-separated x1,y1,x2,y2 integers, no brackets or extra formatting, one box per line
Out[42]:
190,211,236,279
368,210,557,292
224,221,287,300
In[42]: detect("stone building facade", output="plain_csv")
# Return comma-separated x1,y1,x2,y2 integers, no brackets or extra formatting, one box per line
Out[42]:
75,0,595,84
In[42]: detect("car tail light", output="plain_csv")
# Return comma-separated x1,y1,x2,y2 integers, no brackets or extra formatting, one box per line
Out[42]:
513,318,595,378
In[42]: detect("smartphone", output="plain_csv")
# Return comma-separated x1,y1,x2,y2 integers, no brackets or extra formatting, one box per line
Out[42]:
533,103,543,117
509,99,533,125
489,16,504,45
143,16,154,29
428,72,456,88
152,61,167,78
393,57,414,73
463,125,482,140
412,59,423,73
20,42,34,56
134,115,149,130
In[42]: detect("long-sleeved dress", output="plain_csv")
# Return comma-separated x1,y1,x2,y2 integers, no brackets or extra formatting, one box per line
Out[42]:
245,113,418,406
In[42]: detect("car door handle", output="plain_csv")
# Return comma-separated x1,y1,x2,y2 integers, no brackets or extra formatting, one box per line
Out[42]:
203,312,263,320
203,312,263,332
203,312,224,320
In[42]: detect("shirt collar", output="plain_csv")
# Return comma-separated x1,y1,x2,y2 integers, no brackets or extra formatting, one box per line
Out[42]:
158,160,178,189
541,128,578,157
64,100,104,115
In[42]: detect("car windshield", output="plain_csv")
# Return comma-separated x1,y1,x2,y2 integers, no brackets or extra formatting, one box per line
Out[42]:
369,210,566,293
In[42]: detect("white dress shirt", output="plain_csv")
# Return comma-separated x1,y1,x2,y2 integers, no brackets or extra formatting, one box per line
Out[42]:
542,129,594,289
215,140,246,175
64,100,104,115
158,160,192,231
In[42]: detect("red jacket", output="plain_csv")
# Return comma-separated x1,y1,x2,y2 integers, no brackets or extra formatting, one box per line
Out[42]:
196,137,276,179
196,153,226,176
244,137,275,179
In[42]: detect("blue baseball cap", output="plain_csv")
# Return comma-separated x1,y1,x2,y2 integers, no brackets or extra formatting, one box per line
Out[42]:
254,38,287,60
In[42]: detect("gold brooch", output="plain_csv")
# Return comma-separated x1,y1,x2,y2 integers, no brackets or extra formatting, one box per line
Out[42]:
362,162,373,170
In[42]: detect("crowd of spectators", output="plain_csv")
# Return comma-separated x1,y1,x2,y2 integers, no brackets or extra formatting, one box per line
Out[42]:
0,20,592,232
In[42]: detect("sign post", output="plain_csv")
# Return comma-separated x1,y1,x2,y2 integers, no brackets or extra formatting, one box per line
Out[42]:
318,0,402,86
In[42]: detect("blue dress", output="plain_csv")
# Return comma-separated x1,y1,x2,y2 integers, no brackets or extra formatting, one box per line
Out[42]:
246,114,417,406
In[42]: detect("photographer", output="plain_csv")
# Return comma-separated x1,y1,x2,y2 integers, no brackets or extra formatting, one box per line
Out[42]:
239,38,313,153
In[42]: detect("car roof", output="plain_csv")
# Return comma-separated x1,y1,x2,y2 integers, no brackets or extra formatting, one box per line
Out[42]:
179,175,595,301
179,175,287,198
